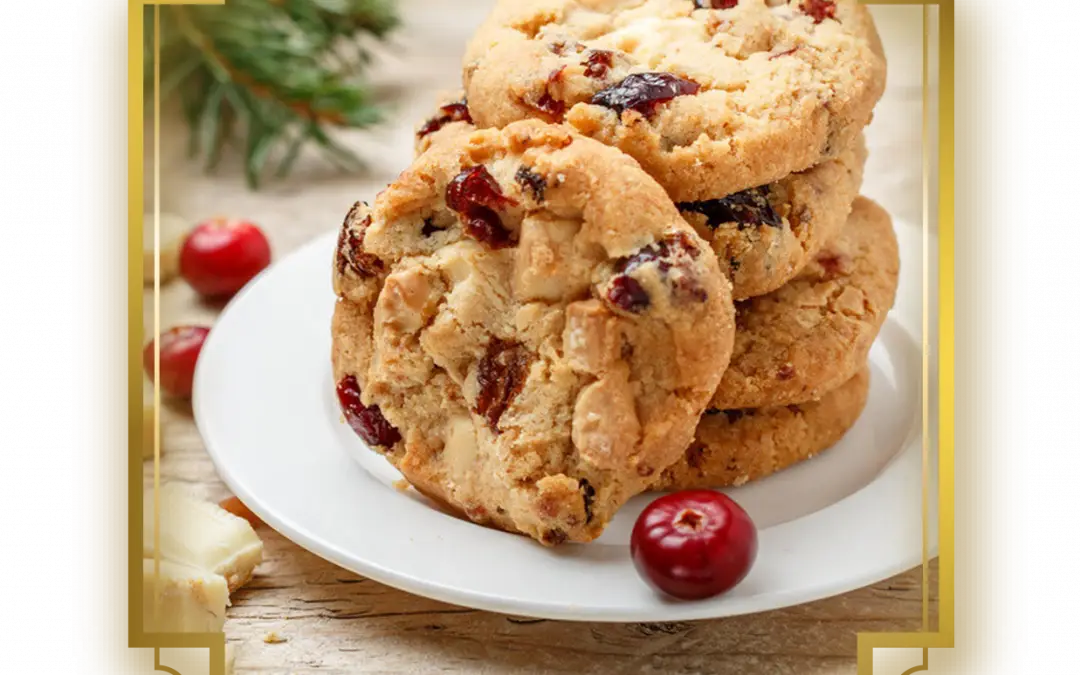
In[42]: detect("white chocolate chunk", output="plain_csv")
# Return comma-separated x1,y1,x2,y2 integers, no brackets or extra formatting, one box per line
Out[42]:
144,484,263,592
143,212,191,285
444,416,479,484
143,559,228,632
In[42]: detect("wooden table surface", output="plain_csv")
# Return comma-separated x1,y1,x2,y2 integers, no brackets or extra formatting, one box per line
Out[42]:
143,4,935,672
144,409,935,675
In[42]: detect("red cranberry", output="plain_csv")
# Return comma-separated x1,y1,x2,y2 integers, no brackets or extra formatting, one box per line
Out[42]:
336,210,383,278
678,187,782,230
143,326,210,399
591,73,701,118
695,0,738,8
815,251,849,279
631,490,758,600
446,166,519,248
514,166,547,201
336,375,401,447
417,100,473,139
583,50,614,79
606,275,651,313
607,232,706,310
474,340,532,432
180,218,272,299
527,68,569,122
533,92,567,121
800,0,837,23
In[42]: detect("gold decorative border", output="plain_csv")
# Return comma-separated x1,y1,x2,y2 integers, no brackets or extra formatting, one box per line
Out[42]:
71,2,1032,669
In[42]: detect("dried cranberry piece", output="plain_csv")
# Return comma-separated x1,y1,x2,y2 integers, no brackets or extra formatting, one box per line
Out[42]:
678,187,782,230
816,251,849,279
722,409,747,423
800,0,837,24
777,364,796,381
549,40,584,56
446,166,519,248
770,46,800,60
685,444,707,470
335,207,384,278
579,479,596,523
607,232,707,311
527,68,568,122
616,231,701,276
607,275,652,313
421,218,442,237
533,92,566,121
514,166,547,201
591,72,701,118
694,0,738,8
336,375,401,447
417,100,473,139
474,340,532,432
542,528,569,545
583,50,614,79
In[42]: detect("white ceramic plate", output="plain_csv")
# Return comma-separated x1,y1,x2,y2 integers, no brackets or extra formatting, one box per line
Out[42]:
195,228,936,622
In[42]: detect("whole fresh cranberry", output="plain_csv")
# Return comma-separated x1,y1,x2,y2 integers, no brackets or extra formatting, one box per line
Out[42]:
180,218,272,298
143,326,211,398
630,490,758,600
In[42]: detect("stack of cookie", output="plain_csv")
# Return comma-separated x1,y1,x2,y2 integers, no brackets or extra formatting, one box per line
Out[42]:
331,0,898,546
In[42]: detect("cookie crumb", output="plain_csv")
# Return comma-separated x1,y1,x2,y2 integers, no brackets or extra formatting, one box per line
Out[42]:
263,632,287,645
393,479,411,493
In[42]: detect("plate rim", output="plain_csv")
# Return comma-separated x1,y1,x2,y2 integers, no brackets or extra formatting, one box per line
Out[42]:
194,229,937,623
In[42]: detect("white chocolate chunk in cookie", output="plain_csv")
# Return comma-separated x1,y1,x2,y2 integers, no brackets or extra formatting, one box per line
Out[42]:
563,300,623,374
143,484,263,592
444,416,479,484
513,215,587,302
142,559,228,632
572,367,641,471
380,268,438,334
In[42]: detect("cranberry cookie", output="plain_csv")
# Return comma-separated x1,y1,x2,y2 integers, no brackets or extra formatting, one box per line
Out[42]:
332,121,736,545
653,366,869,490
415,97,867,300
462,0,886,202
710,196,898,409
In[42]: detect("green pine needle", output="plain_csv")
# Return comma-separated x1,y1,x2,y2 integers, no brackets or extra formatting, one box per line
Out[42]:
147,0,399,189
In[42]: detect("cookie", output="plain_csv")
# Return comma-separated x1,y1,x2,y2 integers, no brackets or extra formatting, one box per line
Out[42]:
415,97,867,301
331,120,736,545
710,196,898,409
652,366,869,490
462,0,886,202
679,133,866,299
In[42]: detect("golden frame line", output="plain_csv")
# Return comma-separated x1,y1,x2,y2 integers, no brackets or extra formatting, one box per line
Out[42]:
71,2,1032,669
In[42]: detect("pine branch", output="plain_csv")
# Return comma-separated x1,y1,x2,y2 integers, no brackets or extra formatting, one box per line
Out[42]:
147,0,399,188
